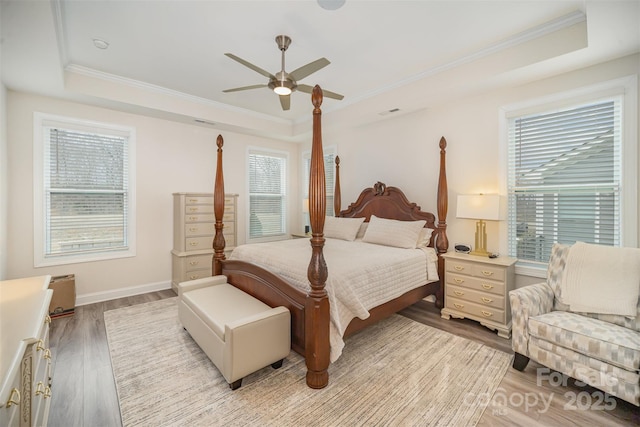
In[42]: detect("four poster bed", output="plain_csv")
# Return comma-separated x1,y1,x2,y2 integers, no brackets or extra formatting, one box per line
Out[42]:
211,86,448,389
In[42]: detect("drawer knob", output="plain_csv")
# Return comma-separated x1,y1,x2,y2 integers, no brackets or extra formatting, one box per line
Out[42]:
454,265,464,271
36,339,45,352
189,242,198,247
481,270,494,276
481,310,493,317
189,275,198,280
454,303,464,309
482,283,494,290
6,388,20,407
45,315,51,324
189,261,200,266
454,290,464,296
481,297,493,303
44,387,52,399
189,227,198,232
35,381,45,395
188,198,198,202
454,278,464,284
189,216,197,221
189,207,198,212
44,349,52,360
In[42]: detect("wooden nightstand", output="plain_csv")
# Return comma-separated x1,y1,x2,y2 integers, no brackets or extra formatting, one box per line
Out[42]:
440,252,516,339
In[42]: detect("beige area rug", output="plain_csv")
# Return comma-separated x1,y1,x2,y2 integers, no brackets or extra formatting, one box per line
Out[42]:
104,298,510,427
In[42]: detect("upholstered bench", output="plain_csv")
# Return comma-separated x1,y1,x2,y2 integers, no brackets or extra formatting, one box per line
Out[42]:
178,275,290,390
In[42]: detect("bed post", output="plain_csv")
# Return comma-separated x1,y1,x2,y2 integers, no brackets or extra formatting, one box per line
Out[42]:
306,85,330,389
334,156,341,216
212,134,226,276
435,136,449,308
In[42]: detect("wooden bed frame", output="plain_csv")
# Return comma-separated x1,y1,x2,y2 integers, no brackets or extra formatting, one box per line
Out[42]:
211,86,448,389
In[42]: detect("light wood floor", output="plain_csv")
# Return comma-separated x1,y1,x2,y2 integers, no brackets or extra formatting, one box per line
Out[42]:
48,292,639,427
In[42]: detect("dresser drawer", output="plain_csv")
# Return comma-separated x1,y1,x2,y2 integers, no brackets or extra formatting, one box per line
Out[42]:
185,222,215,237
185,204,214,215
184,254,212,272
185,236,213,251
185,196,213,206
446,284,505,309
446,296,506,324
183,269,212,281
446,273,505,296
445,259,474,275
185,213,215,223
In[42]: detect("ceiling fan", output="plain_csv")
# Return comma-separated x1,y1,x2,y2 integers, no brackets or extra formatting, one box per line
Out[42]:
223,35,344,111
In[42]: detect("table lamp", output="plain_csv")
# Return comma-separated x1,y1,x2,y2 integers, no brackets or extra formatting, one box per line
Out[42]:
456,194,501,257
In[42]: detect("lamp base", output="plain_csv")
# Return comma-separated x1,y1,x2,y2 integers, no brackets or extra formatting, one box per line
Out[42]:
471,219,491,257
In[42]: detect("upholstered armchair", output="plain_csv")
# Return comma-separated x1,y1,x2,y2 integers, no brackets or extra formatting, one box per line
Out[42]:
509,243,640,406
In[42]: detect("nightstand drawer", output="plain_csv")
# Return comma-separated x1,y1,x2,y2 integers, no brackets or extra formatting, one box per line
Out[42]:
184,254,212,272
446,296,506,324
446,274,505,296
446,284,505,309
471,264,505,281
445,259,474,275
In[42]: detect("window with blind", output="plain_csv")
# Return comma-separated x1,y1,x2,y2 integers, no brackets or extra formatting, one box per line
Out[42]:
34,113,136,266
302,146,336,218
248,149,288,240
507,98,622,264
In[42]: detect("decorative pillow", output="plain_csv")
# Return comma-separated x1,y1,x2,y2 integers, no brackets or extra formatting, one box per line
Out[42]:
324,216,365,241
362,215,426,249
416,227,434,248
356,222,368,239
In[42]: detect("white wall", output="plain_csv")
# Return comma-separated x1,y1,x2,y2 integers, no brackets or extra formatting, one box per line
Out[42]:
6,91,300,301
320,54,640,287
0,82,7,280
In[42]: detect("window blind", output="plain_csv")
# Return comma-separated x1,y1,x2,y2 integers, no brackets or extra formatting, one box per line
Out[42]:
303,148,335,216
507,99,621,263
45,128,129,256
249,151,287,239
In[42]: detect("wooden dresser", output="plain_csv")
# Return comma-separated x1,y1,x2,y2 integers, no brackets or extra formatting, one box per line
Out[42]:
440,252,516,338
0,276,54,427
171,192,238,291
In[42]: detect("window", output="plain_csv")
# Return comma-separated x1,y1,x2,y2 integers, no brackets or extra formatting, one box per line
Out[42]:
302,146,336,218
34,113,136,266
248,148,288,240
506,78,637,268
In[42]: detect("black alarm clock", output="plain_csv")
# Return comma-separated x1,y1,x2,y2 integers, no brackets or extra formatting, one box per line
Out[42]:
454,244,471,254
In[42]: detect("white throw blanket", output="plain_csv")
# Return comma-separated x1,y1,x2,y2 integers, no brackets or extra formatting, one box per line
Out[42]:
561,242,640,317
230,238,438,362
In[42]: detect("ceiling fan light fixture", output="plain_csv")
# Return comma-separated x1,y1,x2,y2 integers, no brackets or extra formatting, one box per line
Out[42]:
273,85,292,96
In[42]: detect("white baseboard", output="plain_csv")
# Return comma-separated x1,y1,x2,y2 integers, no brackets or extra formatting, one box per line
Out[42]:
75,280,173,307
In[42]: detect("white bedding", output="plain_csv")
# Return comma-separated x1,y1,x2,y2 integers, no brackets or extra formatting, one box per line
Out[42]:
229,237,439,362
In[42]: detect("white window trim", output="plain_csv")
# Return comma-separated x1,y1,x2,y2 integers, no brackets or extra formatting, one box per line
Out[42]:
246,146,289,243
33,112,137,267
499,76,638,278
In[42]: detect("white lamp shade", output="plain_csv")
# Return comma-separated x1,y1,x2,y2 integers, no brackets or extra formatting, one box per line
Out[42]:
456,194,502,221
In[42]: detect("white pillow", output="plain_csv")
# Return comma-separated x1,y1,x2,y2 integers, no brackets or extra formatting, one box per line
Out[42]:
362,215,426,249
416,227,434,248
324,216,365,241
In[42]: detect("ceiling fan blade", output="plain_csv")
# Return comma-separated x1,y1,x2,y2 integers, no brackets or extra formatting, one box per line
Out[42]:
297,84,344,100
223,84,268,93
224,53,275,79
289,58,330,81
279,94,291,111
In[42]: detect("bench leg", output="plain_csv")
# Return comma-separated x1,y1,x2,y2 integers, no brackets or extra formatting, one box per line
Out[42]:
271,359,284,369
229,379,242,390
